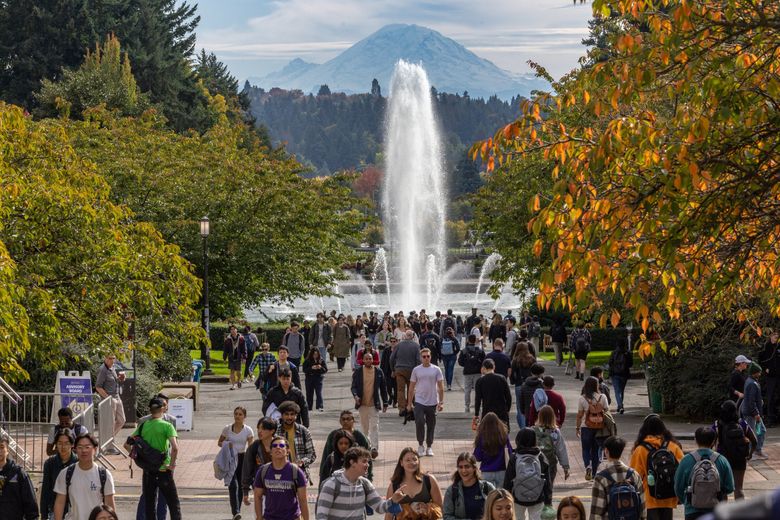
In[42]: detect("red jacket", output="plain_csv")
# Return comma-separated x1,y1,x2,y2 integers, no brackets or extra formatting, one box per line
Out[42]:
527,389,566,427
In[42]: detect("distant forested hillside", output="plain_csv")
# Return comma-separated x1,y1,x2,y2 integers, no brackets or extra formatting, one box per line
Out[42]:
242,82,525,176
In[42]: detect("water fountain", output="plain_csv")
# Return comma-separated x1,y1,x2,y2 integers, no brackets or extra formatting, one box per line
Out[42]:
383,60,447,310
372,247,391,307
474,253,502,306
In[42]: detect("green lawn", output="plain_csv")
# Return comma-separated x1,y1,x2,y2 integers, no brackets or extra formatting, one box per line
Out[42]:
536,350,643,372
189,349,278,377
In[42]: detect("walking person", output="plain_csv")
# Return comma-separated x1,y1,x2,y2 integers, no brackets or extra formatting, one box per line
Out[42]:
459,334,486,414
136,393,176,520
391,330,422,416
281,321,307,367
532,405,570,489
474,359,513,427
263,368,309,427
309,313,332,361
55,433,116,520
319,410,373,481
556,497,586,520
243,325,259,383
608,338,633,414
95,352,126,447
384,447,444,520
488,314,506,348
241,418,278,507
510,335,535,427
351,350,389,458
473,412,513,489
757,330,780,426
713,400,757,500
518,364,545,430
728,355,750,403
218,406,254,520
265,345,302,390
318,430,355,485
124,398,181,520
46,408,88,456
441,327,461,391
275,402,317,482
303,348,328,412
629,414,684,520
41,429,77,520
483,489,516,520
420,321,443,366
502,428,553,520
739,363,767,458
250,342,277,396
443,452,496,520
0,434,39,520
549,319,567,367
569,322,591,381
590,436,645,520
332,315,353,371
380,336,397,406
486,339,512,379
575,376,609,481
408,347,445,456
253,436,309,520
223,326,247,390
316,447,406,520
674,427,734,520
526,376,566,428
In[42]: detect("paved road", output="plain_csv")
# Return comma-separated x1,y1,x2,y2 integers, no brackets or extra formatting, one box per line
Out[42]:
109,350,780,519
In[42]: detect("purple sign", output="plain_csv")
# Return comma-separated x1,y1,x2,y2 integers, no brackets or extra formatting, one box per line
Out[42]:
59,376,93,413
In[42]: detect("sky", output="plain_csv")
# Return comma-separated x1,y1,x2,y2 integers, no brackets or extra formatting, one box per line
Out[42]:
193,0,595,83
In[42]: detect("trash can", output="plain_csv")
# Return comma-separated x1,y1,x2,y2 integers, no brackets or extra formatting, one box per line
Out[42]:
650,389,663,413
191,360,204,383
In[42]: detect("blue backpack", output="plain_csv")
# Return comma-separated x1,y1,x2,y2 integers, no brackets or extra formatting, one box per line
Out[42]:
441,338,455,355
599,468,641,520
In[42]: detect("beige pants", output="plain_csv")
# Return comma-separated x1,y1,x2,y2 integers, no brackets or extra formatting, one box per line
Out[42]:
359,405,379,450
111,395,126,436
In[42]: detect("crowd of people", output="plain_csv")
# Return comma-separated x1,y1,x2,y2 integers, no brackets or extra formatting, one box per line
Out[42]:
2,309,779,520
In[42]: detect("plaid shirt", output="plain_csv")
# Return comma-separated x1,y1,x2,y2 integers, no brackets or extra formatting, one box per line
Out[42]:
590,460,646,520
277,422,316,473
249,352,276,378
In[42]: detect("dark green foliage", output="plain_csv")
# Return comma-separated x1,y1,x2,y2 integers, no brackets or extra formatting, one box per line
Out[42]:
451,150,482,198
243,85,524,176
317,84,331,97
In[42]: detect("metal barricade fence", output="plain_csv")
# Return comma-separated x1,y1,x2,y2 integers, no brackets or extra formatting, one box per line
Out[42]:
0,392,98,474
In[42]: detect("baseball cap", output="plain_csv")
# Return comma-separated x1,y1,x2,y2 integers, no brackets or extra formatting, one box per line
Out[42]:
149,397,165,410
735,355,751,364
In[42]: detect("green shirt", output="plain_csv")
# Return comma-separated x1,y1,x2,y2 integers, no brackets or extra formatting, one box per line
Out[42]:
132,417,178,470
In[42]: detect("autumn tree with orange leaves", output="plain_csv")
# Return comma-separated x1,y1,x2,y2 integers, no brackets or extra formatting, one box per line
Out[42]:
477,0,780,359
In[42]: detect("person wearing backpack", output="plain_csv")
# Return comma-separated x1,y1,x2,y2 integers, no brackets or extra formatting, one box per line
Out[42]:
608,339,633,414
54,433,116,520
459,334,486,414
443,452,496,520
569,322,591,381
0,434,40,520
713,400,757,500
474,359,513,427
253,435,309,520
518,364,545,429
316,447,405,520
629,414,684,520
473,413,514,489
549,318,568,367
575,376,610,481
590,436,646,520
441,327,461,391
674,427,734,519
502,428,552,520
532,405,570,489
527,376,566,428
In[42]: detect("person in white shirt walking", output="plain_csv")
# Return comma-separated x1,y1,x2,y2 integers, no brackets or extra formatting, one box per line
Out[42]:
407,348,445,457
53,433,116,520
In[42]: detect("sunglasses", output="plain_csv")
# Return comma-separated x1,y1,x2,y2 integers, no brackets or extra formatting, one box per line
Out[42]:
271,443,287,449
422,355,431,358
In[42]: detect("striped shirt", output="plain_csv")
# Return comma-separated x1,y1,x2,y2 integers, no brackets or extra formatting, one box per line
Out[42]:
316,470,394,520
590,460,646,520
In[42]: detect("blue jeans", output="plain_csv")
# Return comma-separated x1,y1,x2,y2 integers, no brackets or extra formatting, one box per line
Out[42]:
228,453,244,515
515,385,526,428
442,354,457,386
581,426,600,472
612,375,627,410
136,489,168,520
743,415,766,452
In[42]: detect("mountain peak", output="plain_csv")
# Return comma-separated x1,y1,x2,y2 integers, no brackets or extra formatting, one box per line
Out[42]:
256,24,548,99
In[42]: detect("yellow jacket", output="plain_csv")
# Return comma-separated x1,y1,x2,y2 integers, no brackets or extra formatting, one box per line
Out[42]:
628,435,684,510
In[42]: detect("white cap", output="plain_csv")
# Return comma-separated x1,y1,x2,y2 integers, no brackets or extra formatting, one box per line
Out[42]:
735,355,751,364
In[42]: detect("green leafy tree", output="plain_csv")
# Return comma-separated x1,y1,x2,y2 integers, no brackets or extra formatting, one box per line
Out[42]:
0,103,204,382
35,35,151,119
65,104,366,318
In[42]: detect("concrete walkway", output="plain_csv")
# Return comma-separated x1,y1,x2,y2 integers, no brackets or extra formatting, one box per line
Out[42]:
108,352,780,517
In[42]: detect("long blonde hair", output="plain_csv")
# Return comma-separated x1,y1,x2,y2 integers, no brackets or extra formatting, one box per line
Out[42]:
482,489,515,520
535,404,558,429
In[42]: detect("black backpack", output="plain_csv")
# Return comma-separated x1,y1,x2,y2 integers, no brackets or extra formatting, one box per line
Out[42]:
642,441,678,499
65,464,107,513
720,421,750,461
127,421,166,472
612,350,629,374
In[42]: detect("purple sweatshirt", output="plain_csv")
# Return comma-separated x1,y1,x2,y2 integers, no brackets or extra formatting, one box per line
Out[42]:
473,438,513,472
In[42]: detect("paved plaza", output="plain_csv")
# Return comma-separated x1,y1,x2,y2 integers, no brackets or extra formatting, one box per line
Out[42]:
107,355,780,518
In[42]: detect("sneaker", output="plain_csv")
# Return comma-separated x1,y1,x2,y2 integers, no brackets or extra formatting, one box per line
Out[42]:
237,382,242,388
425,447,434,456
465,406,470,414
585,468,593,481
230,384,236,390
447,385,452,391
318,408,324,412
417,445,426,457
754,451,769,460
233,514,242,520
618,408,625,414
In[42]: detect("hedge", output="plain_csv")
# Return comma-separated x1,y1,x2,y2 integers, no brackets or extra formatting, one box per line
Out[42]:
541,326,642,351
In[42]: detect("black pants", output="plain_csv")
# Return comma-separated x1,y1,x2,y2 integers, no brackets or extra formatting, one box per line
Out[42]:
414,403,437,447
384,371,396,404
244,350,255,377
765,375,779,421
142,470,182,520
337,357,347,370
647,508,674,520
228,453,244,515
306,377,323,410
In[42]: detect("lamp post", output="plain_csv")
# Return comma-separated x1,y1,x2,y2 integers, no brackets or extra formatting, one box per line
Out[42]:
200,216,213,375
626,322,633,351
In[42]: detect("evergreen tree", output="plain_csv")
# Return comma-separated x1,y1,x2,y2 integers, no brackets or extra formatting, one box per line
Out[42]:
317,84,331,96
371,78,381,97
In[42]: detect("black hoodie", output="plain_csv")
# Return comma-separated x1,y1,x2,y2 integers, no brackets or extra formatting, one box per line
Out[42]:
519,376,544,416
0,459,39,520
502,447,552,506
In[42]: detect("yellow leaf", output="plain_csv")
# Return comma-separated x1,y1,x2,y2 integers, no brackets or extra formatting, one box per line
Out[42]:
600,314,608,329
611,310,620,328
532,194,541,212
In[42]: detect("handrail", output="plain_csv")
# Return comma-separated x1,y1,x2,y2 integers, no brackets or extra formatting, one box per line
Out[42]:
0,375,21,405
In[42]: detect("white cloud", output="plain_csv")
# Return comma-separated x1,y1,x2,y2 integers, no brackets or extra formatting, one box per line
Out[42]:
195,0,594,79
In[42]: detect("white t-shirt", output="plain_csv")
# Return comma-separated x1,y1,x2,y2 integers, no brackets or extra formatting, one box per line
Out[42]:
221,424,254,454
471,326,482,340
410,364,444,406
578,393,609,413
53,464,116,520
